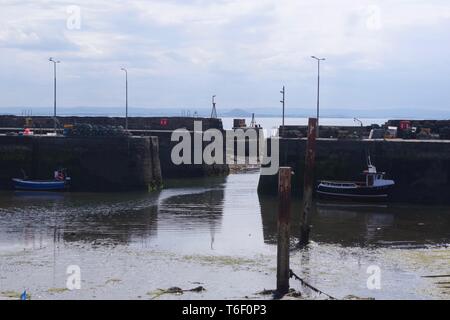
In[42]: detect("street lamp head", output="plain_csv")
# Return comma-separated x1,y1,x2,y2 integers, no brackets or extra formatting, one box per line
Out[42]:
312,56,326,61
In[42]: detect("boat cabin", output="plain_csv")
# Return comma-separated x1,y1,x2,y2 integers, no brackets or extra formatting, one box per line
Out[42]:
364,165,388,187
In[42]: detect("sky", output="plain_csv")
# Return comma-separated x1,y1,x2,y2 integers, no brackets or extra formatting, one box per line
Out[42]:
0,0,449,115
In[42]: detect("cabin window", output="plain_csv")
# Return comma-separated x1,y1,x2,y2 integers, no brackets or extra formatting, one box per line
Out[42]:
367,175,374,186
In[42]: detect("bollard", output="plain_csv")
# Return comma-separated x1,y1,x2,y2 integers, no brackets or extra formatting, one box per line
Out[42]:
277,167,292,295
299,118,317,246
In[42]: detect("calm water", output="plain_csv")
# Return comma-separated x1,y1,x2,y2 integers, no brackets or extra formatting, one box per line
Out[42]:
0,172,449,299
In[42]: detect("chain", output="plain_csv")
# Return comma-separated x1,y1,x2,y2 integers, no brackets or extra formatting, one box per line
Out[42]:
289,269,337,300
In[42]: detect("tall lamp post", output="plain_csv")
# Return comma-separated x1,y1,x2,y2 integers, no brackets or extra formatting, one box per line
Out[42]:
311,56,325,137
49,57,60,134
280,86,286,126
121,68,128,130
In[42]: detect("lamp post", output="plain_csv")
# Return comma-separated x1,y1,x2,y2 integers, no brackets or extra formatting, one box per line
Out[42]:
354,117,363,127
121,68,128,130
311,56,325,137
49,57,60,134
280,86,285,127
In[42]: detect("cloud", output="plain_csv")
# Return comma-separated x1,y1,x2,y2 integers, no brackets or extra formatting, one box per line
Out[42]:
0,0,449,110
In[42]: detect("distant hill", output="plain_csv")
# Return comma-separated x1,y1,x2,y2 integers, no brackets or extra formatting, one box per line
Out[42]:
0,106,447,119
220,108,253,117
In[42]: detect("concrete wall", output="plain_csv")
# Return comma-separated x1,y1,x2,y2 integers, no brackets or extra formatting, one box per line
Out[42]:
0,115,229,179
0,135,162,191
280,125,374,139
149,131,230,178
258,138,450,204
0,115,223,131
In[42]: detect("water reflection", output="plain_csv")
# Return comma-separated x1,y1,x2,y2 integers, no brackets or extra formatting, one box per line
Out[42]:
258,195,450,247
156,180,225,252
0,176,227,251
158,187,224,233
0,191,161,248
1,172,448,253
0,172,449,299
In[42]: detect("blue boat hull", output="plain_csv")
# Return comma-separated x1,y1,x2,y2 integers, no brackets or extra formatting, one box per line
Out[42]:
12,179,68,191
317,183,393,202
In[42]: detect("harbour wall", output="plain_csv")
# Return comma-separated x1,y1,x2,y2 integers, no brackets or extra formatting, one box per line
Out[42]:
146,130,230,178
0,116,229,178
258,138,450,204
280,120,450,140
280,125,372,139
0,135,162,191
0,115,223,131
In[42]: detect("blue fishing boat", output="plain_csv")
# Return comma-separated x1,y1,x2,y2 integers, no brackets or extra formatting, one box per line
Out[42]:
12,169,70,191
317,157,395,202
12,178,70,191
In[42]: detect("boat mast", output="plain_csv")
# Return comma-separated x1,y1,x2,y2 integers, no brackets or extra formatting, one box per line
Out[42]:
367,154,372,167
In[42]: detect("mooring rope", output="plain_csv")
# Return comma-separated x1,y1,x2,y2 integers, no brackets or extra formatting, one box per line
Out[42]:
289,269,337,300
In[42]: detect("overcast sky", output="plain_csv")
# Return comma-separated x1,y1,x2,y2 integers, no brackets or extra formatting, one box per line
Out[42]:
0,0,449,114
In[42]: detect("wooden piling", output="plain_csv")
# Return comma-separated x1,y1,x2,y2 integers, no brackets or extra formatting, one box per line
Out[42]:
299,118,317,246
277,167,292,295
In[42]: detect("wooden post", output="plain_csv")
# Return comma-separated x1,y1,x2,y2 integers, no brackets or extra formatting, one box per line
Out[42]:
277,167,292,295
299,118,317,246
